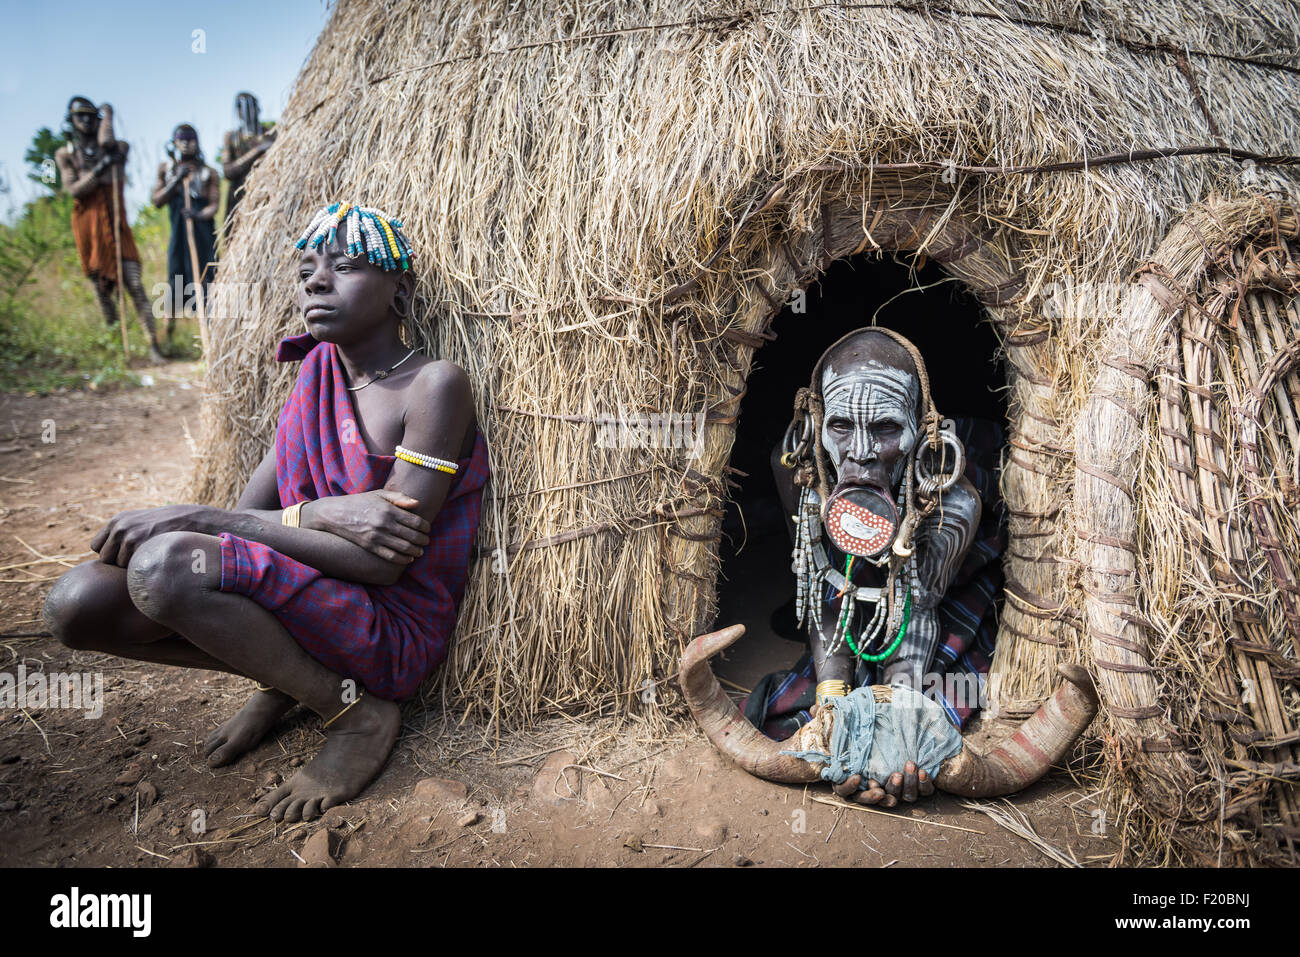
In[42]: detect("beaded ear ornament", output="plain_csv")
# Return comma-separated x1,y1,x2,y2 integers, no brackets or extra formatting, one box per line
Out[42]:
294,202,415,272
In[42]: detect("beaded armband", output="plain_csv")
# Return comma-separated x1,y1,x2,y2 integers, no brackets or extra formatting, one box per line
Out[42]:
394,445,459,475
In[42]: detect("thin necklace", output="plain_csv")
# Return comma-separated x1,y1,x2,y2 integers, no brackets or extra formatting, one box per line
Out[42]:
345,348,417,391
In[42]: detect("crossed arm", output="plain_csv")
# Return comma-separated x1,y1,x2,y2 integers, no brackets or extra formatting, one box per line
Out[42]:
222,130,273,180
57,105,129,200
56,146,124,200
92,363,475,587
150,160,220,219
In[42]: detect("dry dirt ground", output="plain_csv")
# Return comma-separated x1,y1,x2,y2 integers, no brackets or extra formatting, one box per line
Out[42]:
0,367,1117,868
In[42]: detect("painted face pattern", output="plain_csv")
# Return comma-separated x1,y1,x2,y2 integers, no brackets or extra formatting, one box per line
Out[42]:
820,359,921,490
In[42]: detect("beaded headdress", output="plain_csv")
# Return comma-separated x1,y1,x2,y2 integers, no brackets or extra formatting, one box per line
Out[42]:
294,202,415,272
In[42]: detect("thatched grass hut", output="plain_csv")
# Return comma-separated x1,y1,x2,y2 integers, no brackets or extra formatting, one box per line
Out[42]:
195,1,1300,864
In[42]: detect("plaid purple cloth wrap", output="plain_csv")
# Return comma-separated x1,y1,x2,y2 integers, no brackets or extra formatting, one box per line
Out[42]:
744,418,1006,737
217,332,490,701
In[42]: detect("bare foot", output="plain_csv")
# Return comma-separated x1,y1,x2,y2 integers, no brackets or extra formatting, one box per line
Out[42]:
254,694,401,823
203,689,297,767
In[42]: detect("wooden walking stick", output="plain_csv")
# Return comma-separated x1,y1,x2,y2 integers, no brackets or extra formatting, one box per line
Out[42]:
181,172,211,358
109,164,130,363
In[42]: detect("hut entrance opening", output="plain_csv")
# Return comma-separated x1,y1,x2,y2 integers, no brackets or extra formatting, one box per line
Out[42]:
712,251,1007,695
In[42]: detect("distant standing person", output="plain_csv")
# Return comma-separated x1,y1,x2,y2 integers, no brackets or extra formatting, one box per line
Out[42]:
55,97,164,363
221,92,275,238
151,124,219,333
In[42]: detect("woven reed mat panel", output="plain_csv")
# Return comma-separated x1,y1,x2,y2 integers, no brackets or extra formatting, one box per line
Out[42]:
1076,195,1300,865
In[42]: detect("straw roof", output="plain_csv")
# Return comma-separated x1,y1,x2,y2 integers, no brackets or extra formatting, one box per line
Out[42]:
193,1,1300,863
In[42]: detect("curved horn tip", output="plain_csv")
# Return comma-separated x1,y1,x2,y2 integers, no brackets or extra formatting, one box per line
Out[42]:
683,623,747,662
677,622,821,785
1055,662,1099,701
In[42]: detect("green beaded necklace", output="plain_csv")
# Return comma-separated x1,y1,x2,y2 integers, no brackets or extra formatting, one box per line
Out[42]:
836,554,911,662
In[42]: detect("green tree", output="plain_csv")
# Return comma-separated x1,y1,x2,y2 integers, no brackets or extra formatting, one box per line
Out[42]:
0,194,74,315
24,127,66,194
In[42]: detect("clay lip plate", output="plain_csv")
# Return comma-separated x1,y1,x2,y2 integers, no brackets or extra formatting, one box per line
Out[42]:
824,487,897,558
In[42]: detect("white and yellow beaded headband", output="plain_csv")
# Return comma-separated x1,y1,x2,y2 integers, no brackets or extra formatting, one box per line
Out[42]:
294,202,415,272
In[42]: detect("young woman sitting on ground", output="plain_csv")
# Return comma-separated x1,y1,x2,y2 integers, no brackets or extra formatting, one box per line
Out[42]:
44,202,490,823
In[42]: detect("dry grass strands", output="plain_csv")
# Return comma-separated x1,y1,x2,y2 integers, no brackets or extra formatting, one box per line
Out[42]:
961,798,1080,867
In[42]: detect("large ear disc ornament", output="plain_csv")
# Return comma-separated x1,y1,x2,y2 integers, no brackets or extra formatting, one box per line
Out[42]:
823,486,897,558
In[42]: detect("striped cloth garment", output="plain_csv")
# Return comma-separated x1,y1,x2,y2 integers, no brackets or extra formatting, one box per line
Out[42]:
217,332,490,701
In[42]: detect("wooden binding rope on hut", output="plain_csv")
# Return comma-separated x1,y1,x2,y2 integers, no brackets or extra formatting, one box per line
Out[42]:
195,0,1300,863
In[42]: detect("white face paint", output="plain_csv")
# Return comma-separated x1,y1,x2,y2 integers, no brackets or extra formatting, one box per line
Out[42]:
820,357,921,489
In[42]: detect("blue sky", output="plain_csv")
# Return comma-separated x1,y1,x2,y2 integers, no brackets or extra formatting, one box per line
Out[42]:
0,0,331,220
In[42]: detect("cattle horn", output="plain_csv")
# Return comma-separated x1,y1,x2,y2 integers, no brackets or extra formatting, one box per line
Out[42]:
679,624,1099,797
